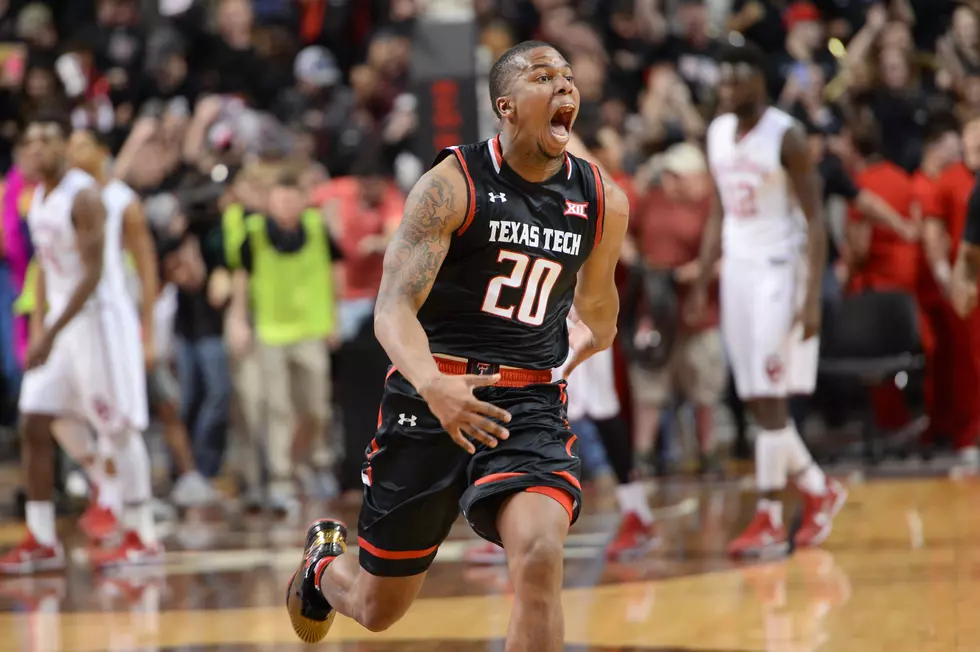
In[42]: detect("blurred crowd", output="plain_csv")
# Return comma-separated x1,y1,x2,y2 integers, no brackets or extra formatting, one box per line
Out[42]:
0,0,977,513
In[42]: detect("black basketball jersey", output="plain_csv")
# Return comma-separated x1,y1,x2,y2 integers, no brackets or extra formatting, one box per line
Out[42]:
417,134,606,370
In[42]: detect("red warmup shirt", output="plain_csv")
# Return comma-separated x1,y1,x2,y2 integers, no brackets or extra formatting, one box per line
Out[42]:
911,169,943,304
631,185,718,331
849,161,918,292
924,162,975,262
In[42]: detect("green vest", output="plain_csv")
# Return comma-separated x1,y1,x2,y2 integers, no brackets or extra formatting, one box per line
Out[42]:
247,209,335,345
14,258,39,316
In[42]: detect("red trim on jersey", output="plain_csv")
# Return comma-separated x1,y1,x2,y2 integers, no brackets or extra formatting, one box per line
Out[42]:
491,135,504,171
453,149,477,236
565,153,572,180
588,162,605,247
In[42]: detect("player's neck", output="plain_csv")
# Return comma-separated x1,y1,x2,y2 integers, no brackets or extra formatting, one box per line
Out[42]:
498,132,564,183
41,165,67,190
735,105,767,136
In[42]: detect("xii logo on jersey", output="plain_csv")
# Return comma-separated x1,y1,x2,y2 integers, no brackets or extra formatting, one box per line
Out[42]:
563,200,588,219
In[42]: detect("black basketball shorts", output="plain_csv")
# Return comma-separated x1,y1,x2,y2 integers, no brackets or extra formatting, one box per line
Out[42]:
356,364,582,578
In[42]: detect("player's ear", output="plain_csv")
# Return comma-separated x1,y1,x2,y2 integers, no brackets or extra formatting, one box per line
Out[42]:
496,96,515,120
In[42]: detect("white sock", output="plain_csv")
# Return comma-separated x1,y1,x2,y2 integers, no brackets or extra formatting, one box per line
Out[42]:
757,498,783,528
115,430,153,504
96,461,123,516
114,430,157,545
755,428,789,493
26,501,56,546
124,503,158,546
783,423,827,495
615,481,655,525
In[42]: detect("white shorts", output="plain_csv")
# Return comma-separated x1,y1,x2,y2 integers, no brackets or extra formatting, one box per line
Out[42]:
720,253,819,400
554,346,621,422
20,302,148,434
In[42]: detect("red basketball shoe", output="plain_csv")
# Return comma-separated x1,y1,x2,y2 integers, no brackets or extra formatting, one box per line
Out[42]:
605,512,659,561
0,534,66,575
794,478,848,548
88,531,163,570
727,510,788,558
79,504,119,545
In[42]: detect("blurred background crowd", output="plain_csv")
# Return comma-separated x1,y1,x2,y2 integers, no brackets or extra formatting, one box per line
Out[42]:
0,0,975,518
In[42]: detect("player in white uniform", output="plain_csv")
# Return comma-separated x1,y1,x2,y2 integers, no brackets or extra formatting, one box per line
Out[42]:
0,115,159,574
689,44,846,557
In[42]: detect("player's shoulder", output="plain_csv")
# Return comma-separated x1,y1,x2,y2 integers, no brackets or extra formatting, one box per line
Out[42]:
707,112,738,137
64,168,98,193
431,139,492,172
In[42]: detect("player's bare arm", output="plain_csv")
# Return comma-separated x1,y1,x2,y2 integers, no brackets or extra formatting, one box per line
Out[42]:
28,263,46,347
782,123,827,339
687,178,724,326
563,174,629,377
375,157,512,454
122,200,159,368
27,187,106,369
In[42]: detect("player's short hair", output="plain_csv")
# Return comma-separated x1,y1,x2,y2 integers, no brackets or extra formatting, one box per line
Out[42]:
718,42,768,76
489,40,556,118
28,107,71,139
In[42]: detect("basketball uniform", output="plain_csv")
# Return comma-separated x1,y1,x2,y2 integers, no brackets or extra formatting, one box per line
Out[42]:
707,107,819,400
19,171,148,435
359,135,605,577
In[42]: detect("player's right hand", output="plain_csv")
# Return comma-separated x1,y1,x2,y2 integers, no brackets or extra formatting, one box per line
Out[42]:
25,333,54,370
419,374,512,454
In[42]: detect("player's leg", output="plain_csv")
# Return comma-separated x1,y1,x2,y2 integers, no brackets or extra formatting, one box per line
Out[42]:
723,258,793,557
80,307,160,567
286,368,467,641
600,413,658,560
461,381,581,652
498,491,571,652
50,418,121,543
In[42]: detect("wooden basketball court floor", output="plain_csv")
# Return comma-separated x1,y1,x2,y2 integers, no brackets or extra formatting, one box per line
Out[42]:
0,476,976,652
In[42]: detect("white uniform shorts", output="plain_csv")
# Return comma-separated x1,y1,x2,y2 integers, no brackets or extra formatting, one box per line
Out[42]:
720,253,819,400
20,301,148,435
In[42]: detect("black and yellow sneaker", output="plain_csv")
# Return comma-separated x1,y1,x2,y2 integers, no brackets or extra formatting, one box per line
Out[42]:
286,519,348,644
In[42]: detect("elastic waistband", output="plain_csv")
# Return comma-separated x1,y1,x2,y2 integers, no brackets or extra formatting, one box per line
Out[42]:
433,354,552,388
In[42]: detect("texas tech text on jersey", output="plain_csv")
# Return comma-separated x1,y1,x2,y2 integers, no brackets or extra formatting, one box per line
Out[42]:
418,135,606,371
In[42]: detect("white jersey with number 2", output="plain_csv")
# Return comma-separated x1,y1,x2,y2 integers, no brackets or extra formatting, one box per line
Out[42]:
707,107,807,260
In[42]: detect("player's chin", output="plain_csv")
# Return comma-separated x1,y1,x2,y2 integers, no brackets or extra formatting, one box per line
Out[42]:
540,126,570,157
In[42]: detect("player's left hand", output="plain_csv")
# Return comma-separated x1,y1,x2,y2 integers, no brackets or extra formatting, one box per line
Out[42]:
143,339,157,371
795,299,822,341
562,318,615,380
26,332,54,370
951,271,979,318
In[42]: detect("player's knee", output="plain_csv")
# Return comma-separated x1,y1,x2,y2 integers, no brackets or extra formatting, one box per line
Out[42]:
508,534,565,593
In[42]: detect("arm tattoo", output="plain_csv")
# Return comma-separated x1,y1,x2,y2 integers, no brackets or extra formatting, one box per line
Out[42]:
380,171,460,302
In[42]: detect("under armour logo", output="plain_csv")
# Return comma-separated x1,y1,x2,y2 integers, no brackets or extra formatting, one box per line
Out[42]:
563,200,589,219
398,413,417,427
488,192,507,203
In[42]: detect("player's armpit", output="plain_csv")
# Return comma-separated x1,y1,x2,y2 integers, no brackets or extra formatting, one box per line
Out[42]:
573,174,629,348
374,156,468,390
46,187,106,339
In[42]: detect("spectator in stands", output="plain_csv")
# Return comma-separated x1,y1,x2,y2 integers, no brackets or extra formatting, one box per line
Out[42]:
626,143,726,475
227,171,342,515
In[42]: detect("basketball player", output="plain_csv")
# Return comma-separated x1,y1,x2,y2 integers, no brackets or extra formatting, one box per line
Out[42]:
0,115,159,574
689,44,846,558
286,41,628,651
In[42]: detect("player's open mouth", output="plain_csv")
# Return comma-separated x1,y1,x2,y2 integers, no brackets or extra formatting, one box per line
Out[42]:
549,105,575,142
